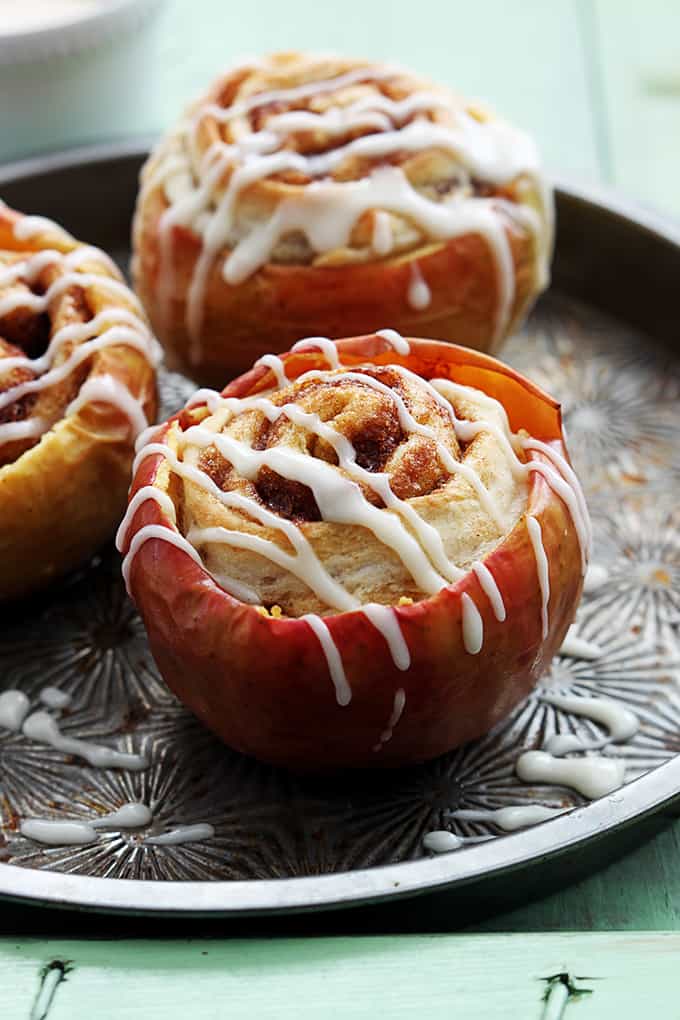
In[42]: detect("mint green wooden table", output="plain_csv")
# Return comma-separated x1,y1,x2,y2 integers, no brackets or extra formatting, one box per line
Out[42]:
3,0,680,1011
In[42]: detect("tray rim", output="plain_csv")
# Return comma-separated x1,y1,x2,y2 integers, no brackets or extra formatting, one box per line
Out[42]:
1,141,679,916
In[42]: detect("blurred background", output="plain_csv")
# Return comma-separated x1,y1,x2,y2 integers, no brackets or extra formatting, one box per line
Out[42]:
0,0,678,215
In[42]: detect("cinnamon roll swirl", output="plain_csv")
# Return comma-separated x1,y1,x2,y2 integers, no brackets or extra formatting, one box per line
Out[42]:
0,203,158,600
133,52,552,385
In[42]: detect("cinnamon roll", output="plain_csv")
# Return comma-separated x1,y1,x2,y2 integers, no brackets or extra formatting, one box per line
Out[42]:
120,332,586,770
0,203,158,600
133,52,552,385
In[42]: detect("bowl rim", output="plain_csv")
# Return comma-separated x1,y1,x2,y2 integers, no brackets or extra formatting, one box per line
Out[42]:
0,0,164,66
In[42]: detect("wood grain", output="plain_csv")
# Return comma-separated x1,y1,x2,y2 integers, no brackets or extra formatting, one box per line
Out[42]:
4,933,680,1017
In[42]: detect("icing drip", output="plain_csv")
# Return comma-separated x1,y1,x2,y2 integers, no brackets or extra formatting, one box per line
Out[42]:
116,486,178,551
375,329,411,355
452,806,565,831
148,61,550,345
461,593,484,654
516,750,625,799
290,336,341,368
372,211,393,256
66,374,148,438
302,614,352,706
361,606,410,670
91,803,153,828
373,687,407,752
542,692,638,756
254,353,289,388
471,561,506,621
526,516,550,638
20,804,216,849
39,687,71,710
407,263,431,310
423,830,464,853
121,524,209,597
22,711,147,770
583,562,608,593
0,689,30,731
558,627,603,660
432,378,590,573
145,824,215,846
21,819,97,846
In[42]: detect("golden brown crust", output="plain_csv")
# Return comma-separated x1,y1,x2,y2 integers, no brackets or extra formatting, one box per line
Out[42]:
133,52,551,386
0,204,158,600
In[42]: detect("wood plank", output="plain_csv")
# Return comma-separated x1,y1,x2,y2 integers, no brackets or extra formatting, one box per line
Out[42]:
594,0,680,214
153,0,601,181
3,932,680,1018
475,816,680,931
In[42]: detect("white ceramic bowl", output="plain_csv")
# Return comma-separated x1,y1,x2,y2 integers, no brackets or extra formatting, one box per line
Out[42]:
0,0,165,164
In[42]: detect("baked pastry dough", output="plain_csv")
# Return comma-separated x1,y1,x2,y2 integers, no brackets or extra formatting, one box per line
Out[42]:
120,332,586,770
0,203,158,600
133,52,552,385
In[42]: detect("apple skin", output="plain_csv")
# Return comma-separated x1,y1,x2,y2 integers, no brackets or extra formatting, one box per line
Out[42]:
123,335,584,771
134,188,537,386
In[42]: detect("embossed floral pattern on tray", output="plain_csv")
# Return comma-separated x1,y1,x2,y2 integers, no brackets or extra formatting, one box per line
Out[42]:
2,293,680,880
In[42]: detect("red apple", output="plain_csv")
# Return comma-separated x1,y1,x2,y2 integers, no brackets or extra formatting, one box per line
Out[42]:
122,335,584,770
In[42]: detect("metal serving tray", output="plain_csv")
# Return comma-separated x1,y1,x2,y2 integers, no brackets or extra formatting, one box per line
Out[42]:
0,144,679,918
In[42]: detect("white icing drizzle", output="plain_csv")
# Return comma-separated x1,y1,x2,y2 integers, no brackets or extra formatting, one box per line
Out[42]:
296,367,506,530
542,692,638,756
182,422,456,594
360,605,410,670
453,805,565,831
375,328,411,355
301,613,352,706
526,516,550,639
372,211,393,256
126,443,357,610
0,419,47,442
0,689,30,731
115,486,178,552
91,803,153,829
149,62,550,346
471,561,506,621
21,819,97,846
423,830,464,853
20,804,216,849
22,711,147,771
39,687,71,710
583,562,608,593
145,824,215,846
0,239,156,447
557,626,603,660
12,214,73,243
432,377,591,574
290,336,341,368
65,374,148,438
461,593,484,654
373,687,407,751
254,353,289,388
516,750,625,799
522,437,591,568
121,522,217,597
407,262,431,310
